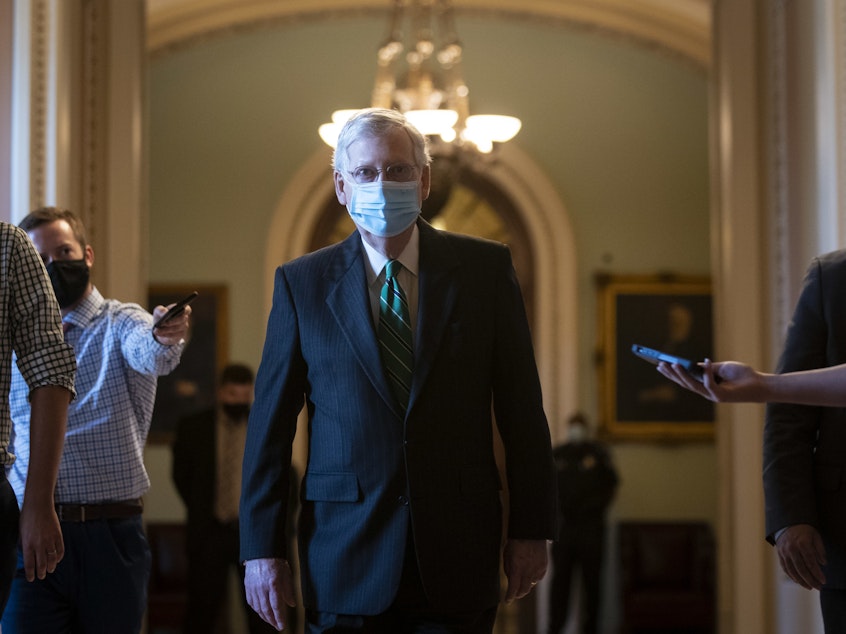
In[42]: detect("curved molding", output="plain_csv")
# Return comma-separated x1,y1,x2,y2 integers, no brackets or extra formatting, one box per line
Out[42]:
146,0,711,68
483,143,579,443
266,143,578,443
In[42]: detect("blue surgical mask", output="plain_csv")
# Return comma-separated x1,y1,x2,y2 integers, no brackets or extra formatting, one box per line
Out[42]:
348,181,421,237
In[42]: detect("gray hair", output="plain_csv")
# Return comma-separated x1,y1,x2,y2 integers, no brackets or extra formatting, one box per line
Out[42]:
332,108,431,174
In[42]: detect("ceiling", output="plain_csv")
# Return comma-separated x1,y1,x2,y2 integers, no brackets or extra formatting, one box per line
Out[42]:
146,0,712,68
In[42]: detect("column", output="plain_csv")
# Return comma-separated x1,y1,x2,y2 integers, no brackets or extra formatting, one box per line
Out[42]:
9,0,147,302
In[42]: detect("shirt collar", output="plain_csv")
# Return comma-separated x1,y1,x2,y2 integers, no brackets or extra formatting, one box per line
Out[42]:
360,224,420,283
62,287,104,330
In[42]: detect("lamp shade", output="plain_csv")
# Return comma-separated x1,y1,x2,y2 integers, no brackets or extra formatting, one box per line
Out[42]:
318,123,341,148
464,115,522,143
404,109,459,136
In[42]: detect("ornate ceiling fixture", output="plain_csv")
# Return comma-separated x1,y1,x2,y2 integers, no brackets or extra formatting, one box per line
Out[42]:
318,0,521,154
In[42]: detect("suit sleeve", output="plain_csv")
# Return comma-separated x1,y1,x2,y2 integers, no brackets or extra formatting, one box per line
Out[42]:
763,257,827,541
490,248,557,540
240,266,306,562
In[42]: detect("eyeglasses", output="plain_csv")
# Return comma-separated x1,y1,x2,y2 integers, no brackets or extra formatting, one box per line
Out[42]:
344,163,418,184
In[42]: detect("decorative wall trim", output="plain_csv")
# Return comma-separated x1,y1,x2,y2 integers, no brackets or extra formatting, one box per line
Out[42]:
29,0,47,208
81,0,105,247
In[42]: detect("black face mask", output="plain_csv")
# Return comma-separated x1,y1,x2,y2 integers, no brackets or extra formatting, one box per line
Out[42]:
46,259,90,308
222,403,251,421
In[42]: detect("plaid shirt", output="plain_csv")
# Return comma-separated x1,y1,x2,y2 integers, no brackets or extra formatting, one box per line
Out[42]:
9,287,183,505
0,223,76,467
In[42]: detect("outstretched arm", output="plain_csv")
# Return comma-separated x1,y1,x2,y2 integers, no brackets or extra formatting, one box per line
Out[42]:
658,358,846,407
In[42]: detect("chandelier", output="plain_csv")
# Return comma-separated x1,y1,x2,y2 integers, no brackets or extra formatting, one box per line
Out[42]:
318,0,521,154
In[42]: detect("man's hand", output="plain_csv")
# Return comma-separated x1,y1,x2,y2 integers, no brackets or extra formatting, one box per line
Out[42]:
151,304,191,346
776,524,827,590
244,557,297,631
19,501,63,582
503,539,548,604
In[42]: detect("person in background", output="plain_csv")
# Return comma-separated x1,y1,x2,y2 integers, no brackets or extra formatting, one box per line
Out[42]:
240,108,557,634
1,207,191,634
548,412,618,634
658,249,846,633
173,363,278,634
0,222,76,619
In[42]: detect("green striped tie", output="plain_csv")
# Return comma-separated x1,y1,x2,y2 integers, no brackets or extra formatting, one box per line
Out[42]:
379,260,413,411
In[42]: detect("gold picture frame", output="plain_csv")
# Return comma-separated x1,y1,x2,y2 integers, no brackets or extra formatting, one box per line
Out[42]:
147,284,229,444
596,273,714,442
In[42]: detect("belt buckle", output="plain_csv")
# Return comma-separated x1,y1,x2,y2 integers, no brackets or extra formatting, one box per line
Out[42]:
79,505,85,522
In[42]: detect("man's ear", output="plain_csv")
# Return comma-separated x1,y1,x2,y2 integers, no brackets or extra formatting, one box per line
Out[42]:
334,171,350,206
420,164,431,201
84,244,95,268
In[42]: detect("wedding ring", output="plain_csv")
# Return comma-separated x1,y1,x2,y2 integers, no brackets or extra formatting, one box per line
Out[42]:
46,550,57,555
530,581,538,586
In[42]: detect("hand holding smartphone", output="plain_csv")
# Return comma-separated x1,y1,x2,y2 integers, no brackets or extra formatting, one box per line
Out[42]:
631,344,705,382
153,291,198,329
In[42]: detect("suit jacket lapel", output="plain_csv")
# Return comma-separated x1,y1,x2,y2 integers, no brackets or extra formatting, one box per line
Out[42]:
411,221,460,409
325,231,400,414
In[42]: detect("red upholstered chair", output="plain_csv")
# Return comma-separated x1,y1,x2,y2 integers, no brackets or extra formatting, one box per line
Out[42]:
618,521,716,634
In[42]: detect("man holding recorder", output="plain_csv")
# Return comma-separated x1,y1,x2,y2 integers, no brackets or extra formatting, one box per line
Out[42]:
1,207,191,634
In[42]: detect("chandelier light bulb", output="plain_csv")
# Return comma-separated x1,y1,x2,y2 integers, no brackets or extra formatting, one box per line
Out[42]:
460,127,494,154
440,127,457,143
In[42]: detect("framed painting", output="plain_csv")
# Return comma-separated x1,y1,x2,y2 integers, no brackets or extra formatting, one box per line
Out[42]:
595,273,714,442
147,284,228,444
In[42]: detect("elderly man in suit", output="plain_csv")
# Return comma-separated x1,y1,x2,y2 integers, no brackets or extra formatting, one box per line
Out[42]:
240,108,557,634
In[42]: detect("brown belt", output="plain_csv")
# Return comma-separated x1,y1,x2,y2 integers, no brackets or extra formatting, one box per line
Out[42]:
55,499,143,522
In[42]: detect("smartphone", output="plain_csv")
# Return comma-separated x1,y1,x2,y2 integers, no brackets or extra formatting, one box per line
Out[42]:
631,344,704,382
153,291,198,328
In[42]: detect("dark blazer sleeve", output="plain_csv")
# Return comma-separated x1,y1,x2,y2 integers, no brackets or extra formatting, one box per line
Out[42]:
764,252,846,544
489,246,557,539
239,266,305,562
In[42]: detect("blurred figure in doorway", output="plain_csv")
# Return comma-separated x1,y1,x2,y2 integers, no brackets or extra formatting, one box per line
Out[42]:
548,412,618,634
173,363,278,634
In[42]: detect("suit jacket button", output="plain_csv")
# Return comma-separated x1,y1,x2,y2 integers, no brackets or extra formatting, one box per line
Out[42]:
397,495,409,506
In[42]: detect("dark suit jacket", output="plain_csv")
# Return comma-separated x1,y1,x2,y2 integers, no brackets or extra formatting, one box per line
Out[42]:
172,408,220,542
240,220,556,615
764,249,846,588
